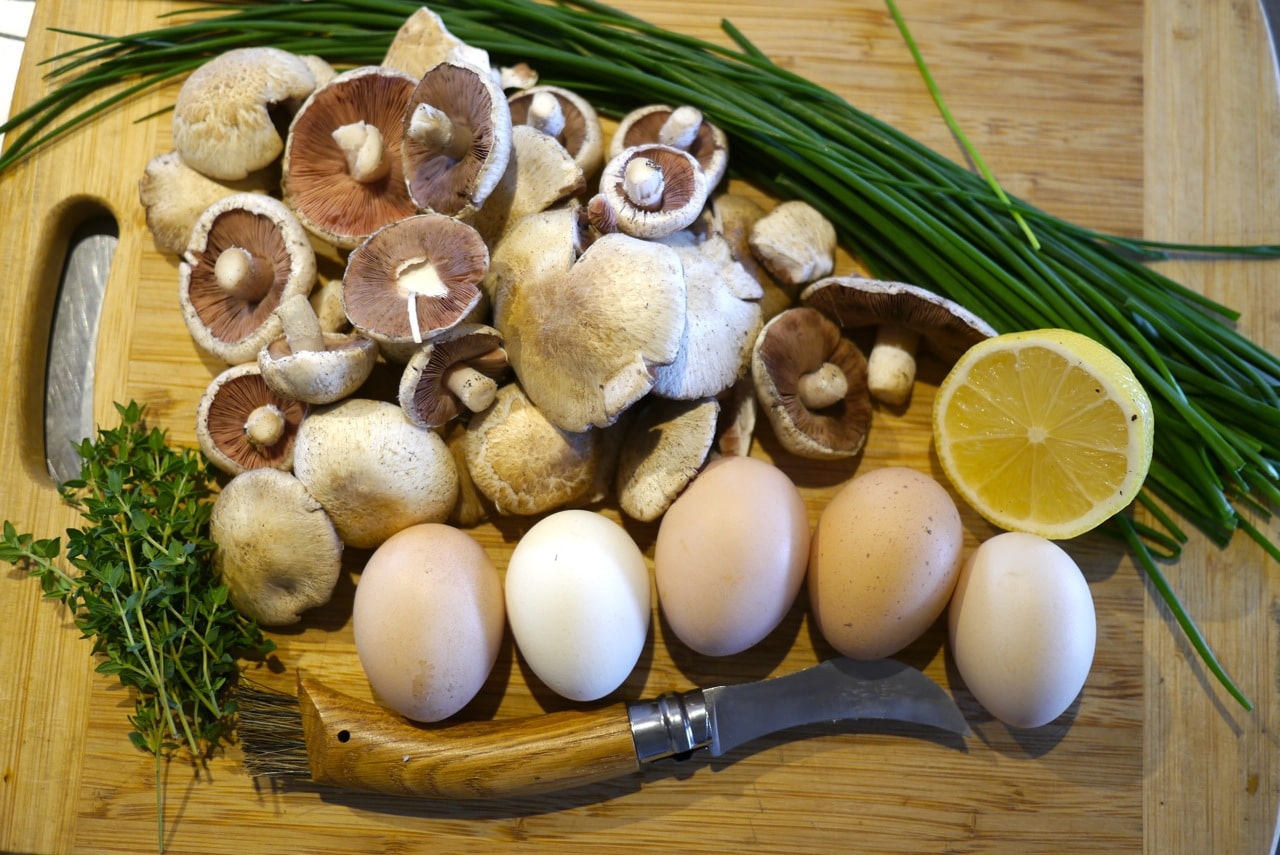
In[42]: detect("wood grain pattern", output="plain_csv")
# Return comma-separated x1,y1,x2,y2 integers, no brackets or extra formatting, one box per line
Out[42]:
0,1,1273,853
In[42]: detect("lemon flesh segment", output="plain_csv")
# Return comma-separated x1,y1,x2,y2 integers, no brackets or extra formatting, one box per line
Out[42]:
933,329,1154,540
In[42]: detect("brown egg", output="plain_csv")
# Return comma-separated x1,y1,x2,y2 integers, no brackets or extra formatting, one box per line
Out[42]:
353,523,505,722
655,456,810,656
809,466,963,659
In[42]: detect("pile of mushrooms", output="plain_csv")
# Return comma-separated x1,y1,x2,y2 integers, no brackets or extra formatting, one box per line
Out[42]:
142,6,995,625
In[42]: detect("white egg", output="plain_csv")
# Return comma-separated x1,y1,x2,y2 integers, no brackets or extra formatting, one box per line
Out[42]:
504,510,651,701
948,531,1096,729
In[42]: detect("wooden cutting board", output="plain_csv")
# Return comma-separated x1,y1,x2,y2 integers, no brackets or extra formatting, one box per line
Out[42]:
0,2,1275,853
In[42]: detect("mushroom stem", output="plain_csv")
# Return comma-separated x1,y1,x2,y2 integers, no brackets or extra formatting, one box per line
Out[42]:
444,364,499,412
244,403,287,448
214,246,274,300
866,325,921,406
275,293,327,354
407,102,463,158
332,121,391,183
657,105,703,150
623,157,665,209
526,90,566,138
796,362,849,410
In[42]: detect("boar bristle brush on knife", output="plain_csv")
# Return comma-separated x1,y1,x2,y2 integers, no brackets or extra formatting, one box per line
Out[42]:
236,659,968,798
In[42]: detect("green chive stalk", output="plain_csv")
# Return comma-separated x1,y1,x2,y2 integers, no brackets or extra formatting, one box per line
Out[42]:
2,0,1275,709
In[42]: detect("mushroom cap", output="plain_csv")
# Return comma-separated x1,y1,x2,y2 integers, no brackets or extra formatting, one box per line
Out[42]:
482,203,587,307
800,275,998,361
173,47,317,181
702,192,793,321
258,331,379,405
382,6,491,78
196,362,308,475
398,323,508,428
211,468,343,626
649,231,763,401
282,65,420,250
610,103,729,190
597,144,709,240
508,85,605,178
137,150,275,255
401,60,513,218
747,200,837,290
179,193,318,365
616,395,720,522
291,398,459,549
463,383,599,516
463,124,586,245
495,232,687,432
342,213,488,358
751,306,872,460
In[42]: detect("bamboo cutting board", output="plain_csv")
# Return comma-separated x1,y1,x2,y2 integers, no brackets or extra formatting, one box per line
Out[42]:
0,1,1275,853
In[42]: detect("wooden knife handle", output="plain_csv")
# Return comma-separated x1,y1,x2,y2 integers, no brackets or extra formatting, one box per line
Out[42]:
297,674,642,799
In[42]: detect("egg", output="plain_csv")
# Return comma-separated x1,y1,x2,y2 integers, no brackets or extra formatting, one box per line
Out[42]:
948,531,1096,728
352,523,504,723
504,510,650,701
654,456,810,656
808,466,964,659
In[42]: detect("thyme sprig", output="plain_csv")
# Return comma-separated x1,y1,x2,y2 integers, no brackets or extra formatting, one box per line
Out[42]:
0,401,276,853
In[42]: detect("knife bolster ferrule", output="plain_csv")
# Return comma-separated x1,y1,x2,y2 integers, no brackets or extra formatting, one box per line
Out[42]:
627,690,711,763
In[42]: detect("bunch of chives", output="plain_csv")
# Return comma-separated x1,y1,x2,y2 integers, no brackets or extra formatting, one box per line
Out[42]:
3,0,1275,708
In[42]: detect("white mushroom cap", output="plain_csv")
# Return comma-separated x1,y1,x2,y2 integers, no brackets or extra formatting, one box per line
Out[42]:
616,396,719,522
649,231,763,401
482,203,587,307
173,47,318,181
748,200,838,292
382,6,492,78
179,193,318,365
495,232,687,432
464,124,586,245
137,150,275,255
210,468,343,626
463,383,599,516
258,294,379,404
291,399,459,549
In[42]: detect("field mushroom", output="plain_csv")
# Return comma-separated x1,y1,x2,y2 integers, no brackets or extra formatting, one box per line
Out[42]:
291,398,459,549
649,231,763,400
463,383,599,515
398,323,508,428
382,6,491,77
401,60,512,219
508,85,605,179
801,275,997,406
210,467,343,626
615,396,719,522
748,200,837,293
702,192,793,320
495,231,687,432
196,362,307,475
172,47,318,181
591,144,708,239
482,203,588,306
463,124,586,245
610,103,729,190
282,65,419,249
137,150,275,255
258,293,378,404
179,193,317,365
342,213,488,362
751,306,872,460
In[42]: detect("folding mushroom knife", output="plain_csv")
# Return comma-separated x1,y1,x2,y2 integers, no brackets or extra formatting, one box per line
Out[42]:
244,658,968,799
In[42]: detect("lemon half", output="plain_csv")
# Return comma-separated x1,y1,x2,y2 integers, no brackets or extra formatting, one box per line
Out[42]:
932,328,1154,540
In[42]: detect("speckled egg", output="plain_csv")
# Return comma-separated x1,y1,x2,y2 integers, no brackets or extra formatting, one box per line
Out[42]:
808,466,964,659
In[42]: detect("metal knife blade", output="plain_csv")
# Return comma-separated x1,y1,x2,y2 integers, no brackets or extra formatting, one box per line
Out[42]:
1261,0,1280,89
626,657,968,764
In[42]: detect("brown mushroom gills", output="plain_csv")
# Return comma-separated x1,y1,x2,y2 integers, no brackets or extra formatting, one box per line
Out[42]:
612,148,699,213
206,372,305,470
617,107,721,174
188,209,291,344
509,90,593,156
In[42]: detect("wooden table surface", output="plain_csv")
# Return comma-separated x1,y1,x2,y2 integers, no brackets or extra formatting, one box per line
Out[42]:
0,1,1276,853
